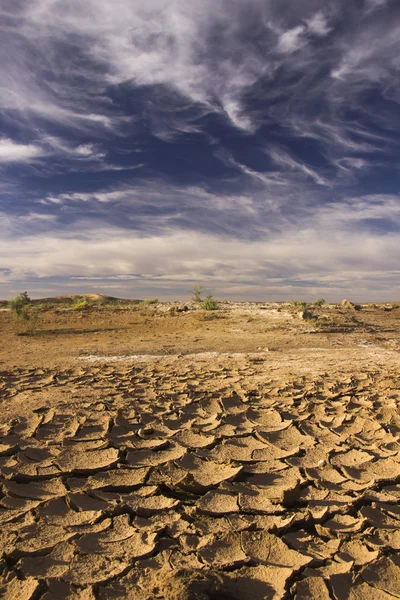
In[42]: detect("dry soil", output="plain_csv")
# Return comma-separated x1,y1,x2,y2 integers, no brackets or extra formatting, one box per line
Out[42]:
0,300,400,599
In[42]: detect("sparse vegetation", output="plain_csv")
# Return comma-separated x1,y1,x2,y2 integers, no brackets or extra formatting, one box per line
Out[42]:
290,300,308,309
8,292,40,335
301,309,314,320
71,298,91,311
9,291,31,315
201,294,220,311
140,298,158,305
315,317,331,328
312,298,326,307
191,283,204,303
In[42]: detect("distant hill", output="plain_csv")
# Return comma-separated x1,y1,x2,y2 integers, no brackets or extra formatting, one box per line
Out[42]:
0,294,138,306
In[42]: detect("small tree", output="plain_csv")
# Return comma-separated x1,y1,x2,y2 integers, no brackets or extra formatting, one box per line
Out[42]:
9,291,31,316
191,283,203,303
9,292,39,335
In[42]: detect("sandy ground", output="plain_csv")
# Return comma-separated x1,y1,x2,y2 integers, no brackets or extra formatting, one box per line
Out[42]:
0,300,400,599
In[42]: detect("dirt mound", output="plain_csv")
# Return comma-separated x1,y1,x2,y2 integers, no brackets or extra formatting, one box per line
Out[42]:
341,298,355,308
31,293,122,304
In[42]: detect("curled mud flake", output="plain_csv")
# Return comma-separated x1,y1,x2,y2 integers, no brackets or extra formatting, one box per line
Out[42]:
176,454,242,491
298,487,329,502
55,446,119,473
3,478,67,501
173,430,215,449
67,492,112,512
198,532,248,568
359,505,400,529
342,458,400,482
0,495,41,512
230,564,294,600
359,555,400,598
18,541,75,579
283,529,341,560
61,553,130,586
242,459,289,474
79,525,158,561
336,540,379,566
305,490,356,517
123,493,180,516
286,444,333,469
329,448,375,468
126,442,186,467
0,575,40,600
12,523,77,557
84,467,150,490
241,530,312,570
37,497,101,527
205,436,266,462
348,581,399,600
35,415,81,443
76,513,156,550
128,438,170,450
294,576,331,600
237,487,280,514
196,490,240,516
316,514,365,536
304,465,350,491
70,416,111,441
245,467,303,505
0,443,19,456
372,501,400,520
366,529,400,550
256,425,315,453
180,532,214,552
42,580,96,599
341,479,375,492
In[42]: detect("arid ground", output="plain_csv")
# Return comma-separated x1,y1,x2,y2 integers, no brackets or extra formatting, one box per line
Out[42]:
1,297,400,599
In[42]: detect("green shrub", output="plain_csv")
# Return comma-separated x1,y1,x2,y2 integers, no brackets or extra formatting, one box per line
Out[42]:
71,298,91,311
9,291,31,315
9,293,41,335
313,298,326,307
201,294,220,311
140,298,158,305
290,300,308,309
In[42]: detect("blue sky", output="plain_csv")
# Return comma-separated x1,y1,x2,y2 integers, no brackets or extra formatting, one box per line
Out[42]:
1,0,400,301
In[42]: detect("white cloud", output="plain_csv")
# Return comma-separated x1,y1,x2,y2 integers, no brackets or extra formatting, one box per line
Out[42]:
277,26,306,54
267,149,329,186
0,191,399,300
1,0,398,147
307,12,331,37
0,138,44,163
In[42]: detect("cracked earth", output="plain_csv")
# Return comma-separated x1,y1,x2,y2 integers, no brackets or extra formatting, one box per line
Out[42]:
1,302,400,599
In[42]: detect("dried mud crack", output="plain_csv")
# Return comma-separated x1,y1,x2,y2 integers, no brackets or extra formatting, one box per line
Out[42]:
1,353,400,600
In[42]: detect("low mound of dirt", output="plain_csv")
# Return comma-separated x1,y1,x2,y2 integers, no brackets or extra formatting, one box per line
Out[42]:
31,293,123,305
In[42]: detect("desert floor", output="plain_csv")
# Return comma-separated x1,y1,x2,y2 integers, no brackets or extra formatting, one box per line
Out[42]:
1,299,400,599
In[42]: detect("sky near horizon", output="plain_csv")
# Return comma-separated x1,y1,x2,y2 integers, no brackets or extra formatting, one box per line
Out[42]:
1,0,400,301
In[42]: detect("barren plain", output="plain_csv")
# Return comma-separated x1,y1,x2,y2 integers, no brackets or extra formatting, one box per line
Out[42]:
0,298,400,599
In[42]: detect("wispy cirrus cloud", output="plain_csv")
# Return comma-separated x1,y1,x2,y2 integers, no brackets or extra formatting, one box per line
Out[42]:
0,137,45,163
1,0,400,299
